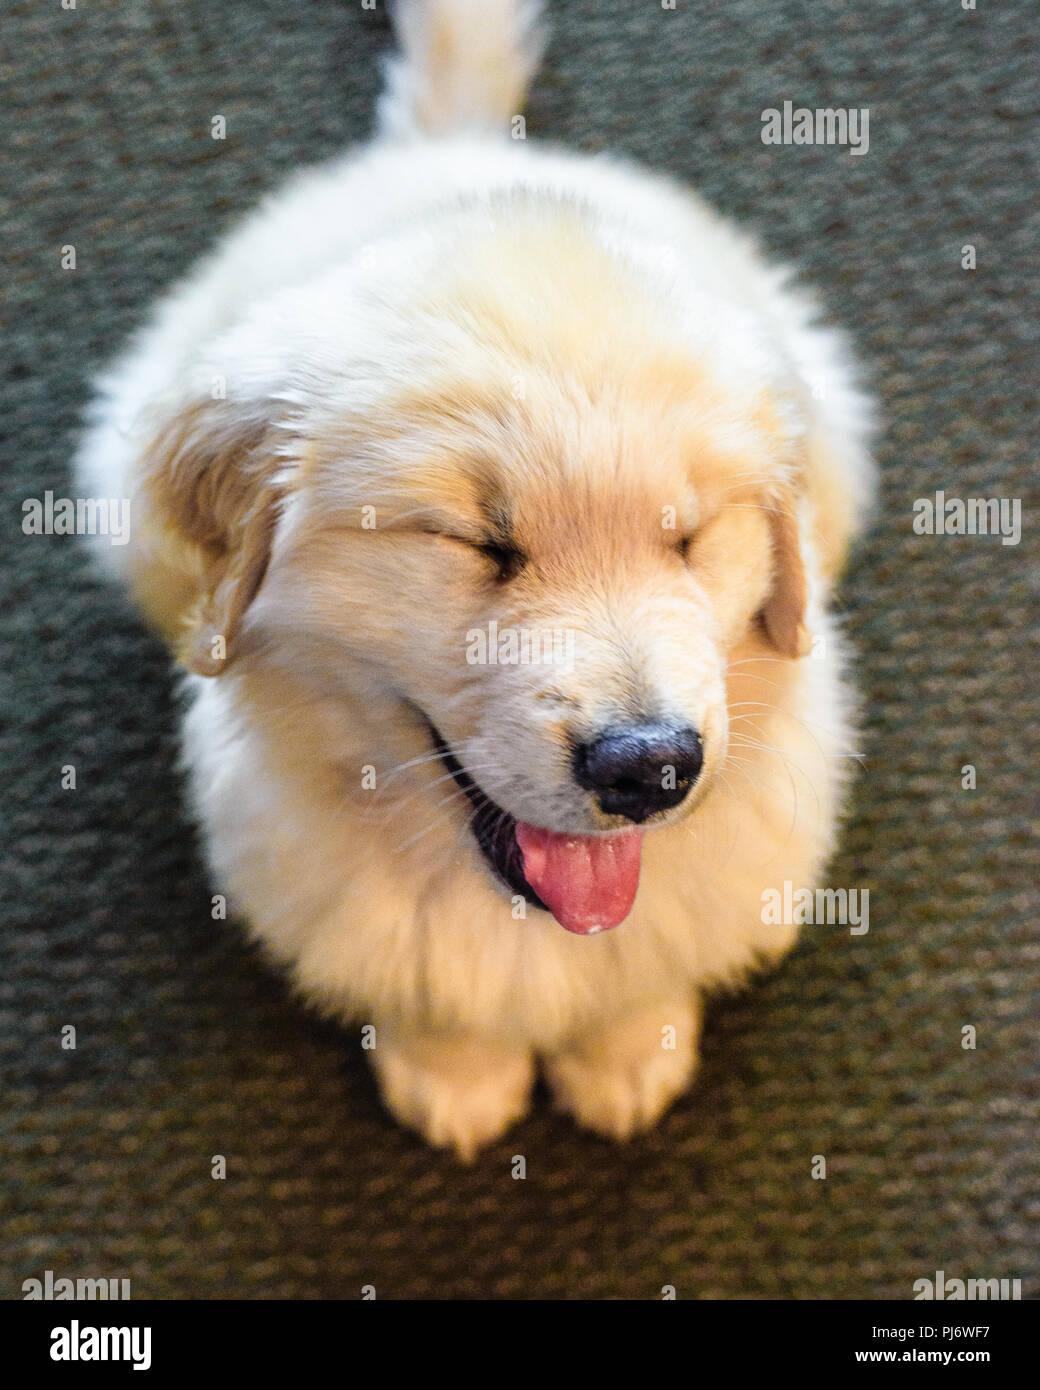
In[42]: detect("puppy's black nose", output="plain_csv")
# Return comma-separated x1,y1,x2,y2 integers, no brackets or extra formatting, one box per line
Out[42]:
572,724,703,824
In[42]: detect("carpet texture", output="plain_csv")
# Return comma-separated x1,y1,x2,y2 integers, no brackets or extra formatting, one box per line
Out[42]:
2,0,1037,1299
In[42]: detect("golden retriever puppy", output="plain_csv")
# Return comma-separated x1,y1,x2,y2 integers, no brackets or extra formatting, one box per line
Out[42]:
77,0,874,1158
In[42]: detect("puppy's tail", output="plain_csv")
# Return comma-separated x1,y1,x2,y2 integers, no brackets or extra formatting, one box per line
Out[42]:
377,0,546,140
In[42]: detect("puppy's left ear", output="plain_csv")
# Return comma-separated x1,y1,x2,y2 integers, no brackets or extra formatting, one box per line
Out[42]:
761,489,814,659
140,396,284,677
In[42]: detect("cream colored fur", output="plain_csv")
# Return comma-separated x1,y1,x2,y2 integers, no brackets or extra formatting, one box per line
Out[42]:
76,0,874,1159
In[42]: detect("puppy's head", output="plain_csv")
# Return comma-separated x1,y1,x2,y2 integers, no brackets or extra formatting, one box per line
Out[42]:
140,199,814,934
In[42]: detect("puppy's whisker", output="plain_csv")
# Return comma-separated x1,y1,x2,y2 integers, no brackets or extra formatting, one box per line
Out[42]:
722,502,785,516
341,751,483,814
367,762,505,828
378,750,494,791
725,655,796,665
727,707,865,765
391,799,468,855
375,741,489,792
388,759,517,856
725,732,822,839
717,473,782,494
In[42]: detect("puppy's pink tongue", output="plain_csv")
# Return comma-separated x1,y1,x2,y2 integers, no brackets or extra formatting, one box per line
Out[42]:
514,823,642,934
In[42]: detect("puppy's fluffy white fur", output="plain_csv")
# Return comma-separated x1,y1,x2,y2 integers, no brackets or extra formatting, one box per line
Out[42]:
77,0,874,1158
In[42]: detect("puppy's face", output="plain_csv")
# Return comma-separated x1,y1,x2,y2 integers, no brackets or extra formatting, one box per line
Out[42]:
145,209,811,934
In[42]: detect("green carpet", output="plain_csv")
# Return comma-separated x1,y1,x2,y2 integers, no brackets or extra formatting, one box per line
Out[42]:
3,0,1037,1299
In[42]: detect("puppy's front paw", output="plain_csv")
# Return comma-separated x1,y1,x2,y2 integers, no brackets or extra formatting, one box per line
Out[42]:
369,1029,535,1162
542,998,701,1141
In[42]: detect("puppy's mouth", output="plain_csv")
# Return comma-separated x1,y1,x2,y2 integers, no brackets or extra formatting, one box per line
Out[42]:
423,718,642,935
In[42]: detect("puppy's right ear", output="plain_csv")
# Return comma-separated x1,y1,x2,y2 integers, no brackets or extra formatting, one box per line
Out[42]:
760,486,814,660
139,397,284,677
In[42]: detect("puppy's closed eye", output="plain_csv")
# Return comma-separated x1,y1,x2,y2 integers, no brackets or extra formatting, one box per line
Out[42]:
474,538,525,582
425,528,525,582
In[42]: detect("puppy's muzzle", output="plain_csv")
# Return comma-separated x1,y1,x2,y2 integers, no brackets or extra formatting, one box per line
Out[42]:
572,724,704,823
